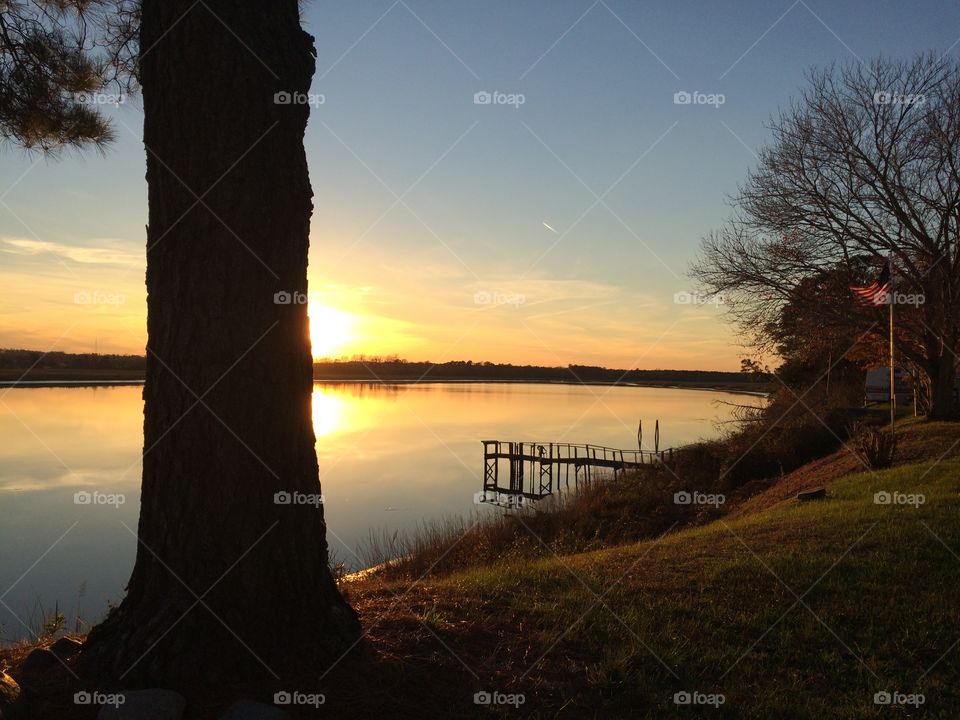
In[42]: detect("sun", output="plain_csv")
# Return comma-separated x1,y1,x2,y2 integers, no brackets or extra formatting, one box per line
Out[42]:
308,303,356,358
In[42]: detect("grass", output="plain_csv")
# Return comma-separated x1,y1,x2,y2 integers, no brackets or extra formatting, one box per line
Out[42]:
0,591,88,648
358,469,717,582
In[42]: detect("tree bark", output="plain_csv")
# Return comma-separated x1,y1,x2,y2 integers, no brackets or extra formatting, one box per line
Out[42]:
928,351,958,420
79,0,359,687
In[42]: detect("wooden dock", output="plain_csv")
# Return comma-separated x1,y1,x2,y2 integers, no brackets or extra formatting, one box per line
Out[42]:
481,440,675,501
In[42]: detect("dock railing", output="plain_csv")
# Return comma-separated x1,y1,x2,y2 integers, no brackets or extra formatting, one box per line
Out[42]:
480,440,676,500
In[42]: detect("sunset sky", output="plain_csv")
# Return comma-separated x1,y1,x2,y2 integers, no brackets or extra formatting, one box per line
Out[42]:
1,0,954,370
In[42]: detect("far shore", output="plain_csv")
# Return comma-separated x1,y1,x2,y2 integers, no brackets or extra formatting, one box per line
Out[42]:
0,369,767,395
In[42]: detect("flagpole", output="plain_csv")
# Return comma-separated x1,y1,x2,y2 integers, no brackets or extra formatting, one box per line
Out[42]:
888,250,895,434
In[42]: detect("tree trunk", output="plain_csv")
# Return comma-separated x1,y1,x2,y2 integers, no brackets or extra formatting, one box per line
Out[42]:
79,0,359,687
929,351,958,420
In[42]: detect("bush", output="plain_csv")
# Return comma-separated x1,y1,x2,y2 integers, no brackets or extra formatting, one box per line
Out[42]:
849,422,897,469
708,399,854,490
360,470,715,581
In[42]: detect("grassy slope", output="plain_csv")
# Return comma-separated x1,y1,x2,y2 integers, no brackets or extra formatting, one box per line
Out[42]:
348,424,960,718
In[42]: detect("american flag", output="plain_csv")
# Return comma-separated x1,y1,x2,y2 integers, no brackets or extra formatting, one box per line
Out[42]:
850,261,891,307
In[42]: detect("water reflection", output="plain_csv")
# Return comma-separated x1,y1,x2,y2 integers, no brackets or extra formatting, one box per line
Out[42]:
312,391,345,438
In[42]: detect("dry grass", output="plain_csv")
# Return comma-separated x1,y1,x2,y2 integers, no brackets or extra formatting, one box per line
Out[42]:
357,468,724,583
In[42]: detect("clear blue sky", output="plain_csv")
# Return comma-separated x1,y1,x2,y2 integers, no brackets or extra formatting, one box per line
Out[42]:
1,0,957,368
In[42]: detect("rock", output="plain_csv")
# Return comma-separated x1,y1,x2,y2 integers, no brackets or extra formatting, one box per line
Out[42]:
0,671,27,720
797,487,827,502
49,636,83,660
0,672,19,701
97,689,186,720
220,701,292,720
0,671,23,719
19,649,59,673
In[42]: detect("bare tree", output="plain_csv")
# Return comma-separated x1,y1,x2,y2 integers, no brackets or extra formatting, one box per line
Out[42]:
693,53,960,419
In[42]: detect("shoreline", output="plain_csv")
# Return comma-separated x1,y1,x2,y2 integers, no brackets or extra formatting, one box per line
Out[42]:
0,376,769,396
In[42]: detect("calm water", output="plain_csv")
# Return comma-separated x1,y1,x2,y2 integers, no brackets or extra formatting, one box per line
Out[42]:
0,382,756,641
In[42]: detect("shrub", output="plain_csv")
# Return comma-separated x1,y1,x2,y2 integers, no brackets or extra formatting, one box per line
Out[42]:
849,422,897,469
359,470,708,581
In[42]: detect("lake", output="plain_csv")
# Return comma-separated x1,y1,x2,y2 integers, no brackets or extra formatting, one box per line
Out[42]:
0,382,758,641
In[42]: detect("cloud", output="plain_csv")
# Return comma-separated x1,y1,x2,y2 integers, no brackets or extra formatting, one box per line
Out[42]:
0,236,142,266
0,467,137,493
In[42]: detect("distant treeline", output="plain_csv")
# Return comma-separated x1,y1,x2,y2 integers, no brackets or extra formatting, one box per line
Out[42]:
0,349,146,370
313,359,758,385
0,349,763,386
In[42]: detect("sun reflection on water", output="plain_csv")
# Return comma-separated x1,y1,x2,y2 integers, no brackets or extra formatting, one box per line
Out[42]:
312,389,347,438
